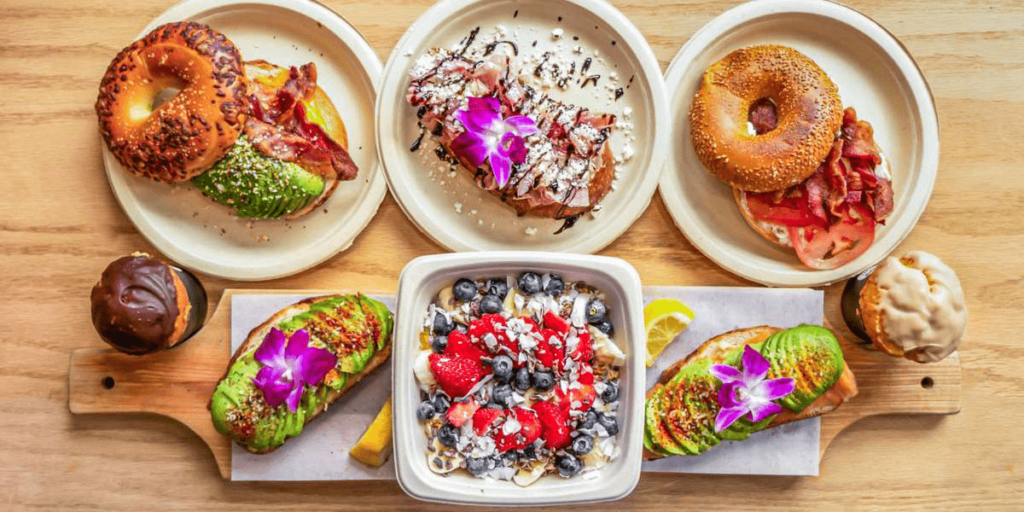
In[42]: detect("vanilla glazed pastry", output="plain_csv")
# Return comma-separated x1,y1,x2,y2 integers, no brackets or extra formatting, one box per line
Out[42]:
855,251,967,363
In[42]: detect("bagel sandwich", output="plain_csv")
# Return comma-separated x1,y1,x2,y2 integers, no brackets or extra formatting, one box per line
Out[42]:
689,45,895,270
191,60,359,220
732,107,895,269
644,325,857,460
209,294,393,454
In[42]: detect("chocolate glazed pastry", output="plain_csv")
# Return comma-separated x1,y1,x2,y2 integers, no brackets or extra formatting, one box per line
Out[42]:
90,253,208,355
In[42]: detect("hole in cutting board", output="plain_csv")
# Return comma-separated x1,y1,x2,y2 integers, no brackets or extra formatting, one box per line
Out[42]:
920,376,934,389
102,376,115,390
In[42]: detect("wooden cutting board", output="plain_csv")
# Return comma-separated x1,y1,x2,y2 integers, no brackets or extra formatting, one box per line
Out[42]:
67,289,961,479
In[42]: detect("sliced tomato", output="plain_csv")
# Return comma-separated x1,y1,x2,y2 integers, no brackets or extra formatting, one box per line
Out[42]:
744,191,822,228
787,203,876,270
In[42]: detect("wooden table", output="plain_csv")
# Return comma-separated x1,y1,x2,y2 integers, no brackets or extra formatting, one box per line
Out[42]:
2,0,1022,509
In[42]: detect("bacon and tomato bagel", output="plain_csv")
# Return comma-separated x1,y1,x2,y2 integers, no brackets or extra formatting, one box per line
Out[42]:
689,44,895,270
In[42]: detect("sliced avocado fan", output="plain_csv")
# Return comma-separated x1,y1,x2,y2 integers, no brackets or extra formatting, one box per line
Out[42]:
191,136,325,219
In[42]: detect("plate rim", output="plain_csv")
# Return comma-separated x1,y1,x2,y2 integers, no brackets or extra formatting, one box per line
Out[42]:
656,0,940,287
102,0,386,281
374,0,669,254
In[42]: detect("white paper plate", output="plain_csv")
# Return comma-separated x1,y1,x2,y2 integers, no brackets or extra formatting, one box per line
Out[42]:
658,0,939,287
393,252,644,505
101,0,385,281
376,0,668,253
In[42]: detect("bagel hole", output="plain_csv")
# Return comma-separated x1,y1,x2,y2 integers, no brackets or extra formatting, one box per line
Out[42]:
152,87,181,111
748,98,778,135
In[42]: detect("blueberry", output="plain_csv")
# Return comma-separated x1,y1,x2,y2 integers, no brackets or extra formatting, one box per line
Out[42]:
491,384,513,406
453,278,478,302
585,298,607,324
555,454,583,477
466,456,494,476
513,367,532,392
601,382,620,403
521,445,537,460
416,400,437,420
571,434,594,456
480,294,503,314
517,272,542,295
593,318,614,335
596,412,619,436
432,394,450,414
501,450,518,465
491,354,514,383
544,274,565,296
438,423,459,447
432,312,454,335
578,409,598,430
486,278,509,300
531,370,555,392
430,335,448,354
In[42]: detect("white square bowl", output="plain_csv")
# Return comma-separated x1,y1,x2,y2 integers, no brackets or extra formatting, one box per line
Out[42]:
392,252,645,506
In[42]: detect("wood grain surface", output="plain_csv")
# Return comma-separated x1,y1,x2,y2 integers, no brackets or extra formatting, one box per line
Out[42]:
1,0,1022,510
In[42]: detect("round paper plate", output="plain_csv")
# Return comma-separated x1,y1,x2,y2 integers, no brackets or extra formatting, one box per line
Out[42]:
658,0,939,287
101,0,385,281
376,0,668,253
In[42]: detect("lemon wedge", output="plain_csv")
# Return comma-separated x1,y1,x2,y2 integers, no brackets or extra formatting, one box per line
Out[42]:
644,298,695,367
350,397,392,467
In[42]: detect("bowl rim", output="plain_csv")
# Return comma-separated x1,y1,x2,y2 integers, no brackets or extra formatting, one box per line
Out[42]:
657,0,940,287
392,252,644,505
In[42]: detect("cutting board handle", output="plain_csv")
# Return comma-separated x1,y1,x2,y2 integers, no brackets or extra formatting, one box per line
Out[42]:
68,292,236,478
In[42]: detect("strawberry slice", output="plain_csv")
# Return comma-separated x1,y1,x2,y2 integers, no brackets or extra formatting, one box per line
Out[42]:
445,400,481,428
543,311,570,335
429,354,485,398
468,314,510,355
472,408,505,436
556,383,597,413
444,331,491,368
570,330,594,363
534,329,564,370
532,401,572,449
495,407,542,452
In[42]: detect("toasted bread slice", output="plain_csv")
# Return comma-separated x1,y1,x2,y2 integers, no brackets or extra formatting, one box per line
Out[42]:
643,326,857,460
209,294,393,454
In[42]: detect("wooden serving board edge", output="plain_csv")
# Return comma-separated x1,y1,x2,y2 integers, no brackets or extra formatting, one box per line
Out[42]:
68,289,961,479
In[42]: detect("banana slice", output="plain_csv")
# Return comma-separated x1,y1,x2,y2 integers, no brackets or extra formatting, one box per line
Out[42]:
426,431,462,474
591,327,626,366
513,459,547,486
413,349,436,392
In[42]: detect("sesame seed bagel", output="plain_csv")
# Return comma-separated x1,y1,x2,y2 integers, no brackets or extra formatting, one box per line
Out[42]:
96,22,248,182
689,45,843,192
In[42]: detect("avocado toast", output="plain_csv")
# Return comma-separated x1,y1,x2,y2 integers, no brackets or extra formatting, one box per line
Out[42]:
644,325,858,460
209,294,393,454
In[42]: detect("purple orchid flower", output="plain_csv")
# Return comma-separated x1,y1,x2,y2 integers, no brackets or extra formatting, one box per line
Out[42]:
450,96,538,188
251,328,337,413
710,345,795,432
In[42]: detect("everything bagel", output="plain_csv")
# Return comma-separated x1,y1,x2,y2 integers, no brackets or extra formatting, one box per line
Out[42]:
96,22,247,182
689,45,843,192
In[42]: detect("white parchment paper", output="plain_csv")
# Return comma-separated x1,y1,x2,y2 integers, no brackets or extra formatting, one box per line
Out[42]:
640,286,823,476
230,287,822,480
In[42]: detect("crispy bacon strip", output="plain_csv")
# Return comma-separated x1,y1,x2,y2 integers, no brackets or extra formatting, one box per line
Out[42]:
244,63,358,181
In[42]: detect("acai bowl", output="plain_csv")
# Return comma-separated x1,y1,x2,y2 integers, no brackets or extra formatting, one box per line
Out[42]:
393,252,644,506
